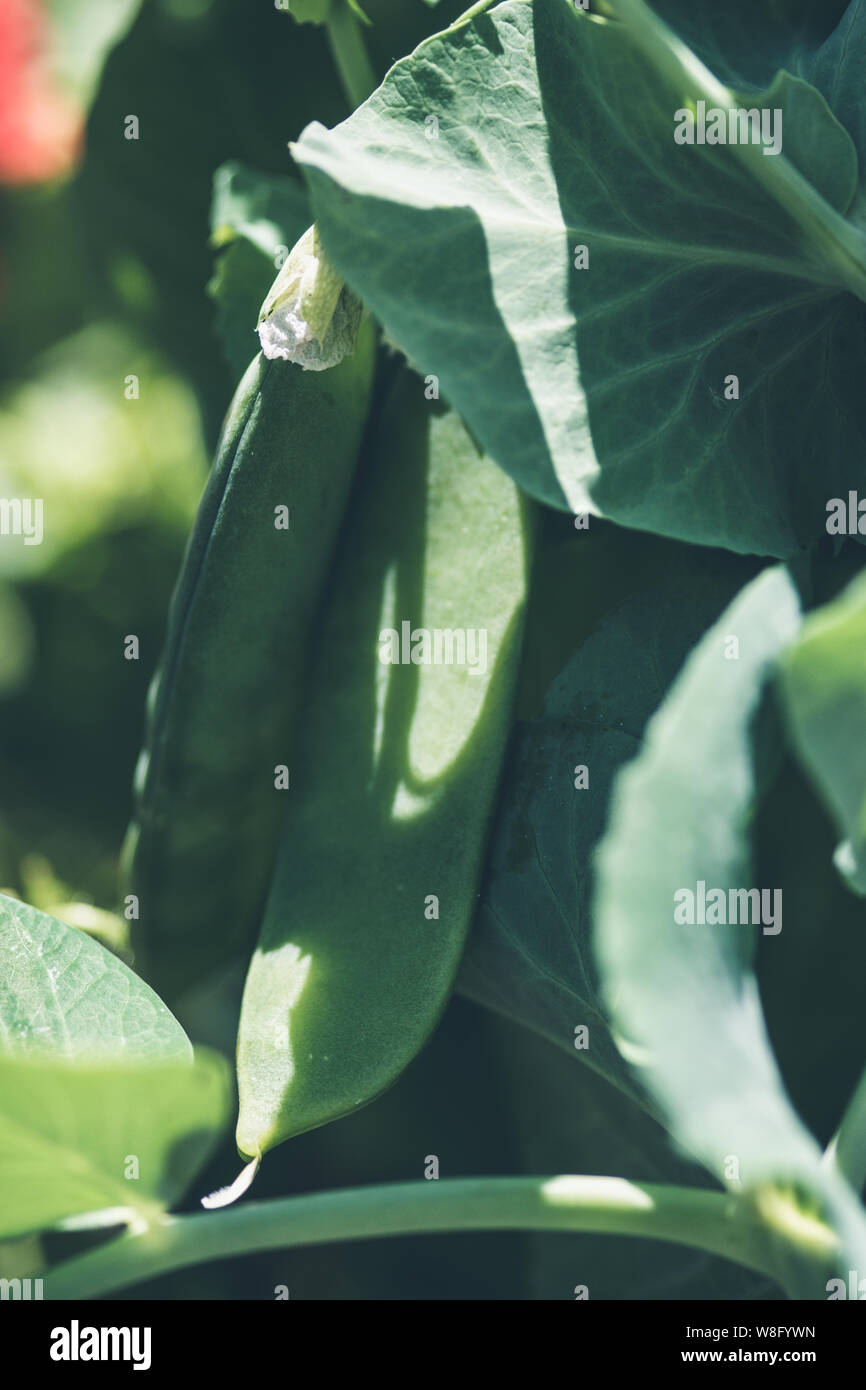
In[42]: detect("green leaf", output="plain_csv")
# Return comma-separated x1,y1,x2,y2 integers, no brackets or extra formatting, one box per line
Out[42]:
459,520,762,1093
487,1011,778,1299
235,368,532,1157
44,0,144,107
210,161,310,258
295,0,866,555
650,0,848,87
0,324,206,581
0,894,190,1062
284,0,333,23
0,1051,229,1240
208,162,310,381
593,567,866,1295
0,895,230,1239
779,570,866,894
77,4,345,443
806,3,866,175
595,568,804,1171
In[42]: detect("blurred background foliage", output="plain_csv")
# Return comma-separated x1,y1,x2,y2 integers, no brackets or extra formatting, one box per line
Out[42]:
3,0,865,1300
0,0,462,906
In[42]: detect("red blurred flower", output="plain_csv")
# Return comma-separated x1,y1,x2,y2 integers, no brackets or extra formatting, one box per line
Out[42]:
0,0,82,184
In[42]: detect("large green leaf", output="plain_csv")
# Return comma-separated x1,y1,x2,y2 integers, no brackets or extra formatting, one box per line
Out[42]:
593,567,866,1295
459,520,761,1092
0,894,189,1062
0,1052,228,1241
779,571,866,894
295,0,866,555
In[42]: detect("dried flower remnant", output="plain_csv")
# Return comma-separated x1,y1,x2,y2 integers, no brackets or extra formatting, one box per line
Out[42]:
257,224,363,371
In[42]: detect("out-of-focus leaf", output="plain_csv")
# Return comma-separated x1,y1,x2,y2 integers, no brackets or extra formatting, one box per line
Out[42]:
779,570,866,893
0,584,34,695
459,519,761,1093
208,161,309,379
595,568,803,1172
0,324,206,579
594,567,866,1296
210,161,309,258
649,0,847,86
44,0,144,108
488,1011,779,1300
0,1050,229,1240
0,893,229,1239
284,0,332,22
76,0,345,443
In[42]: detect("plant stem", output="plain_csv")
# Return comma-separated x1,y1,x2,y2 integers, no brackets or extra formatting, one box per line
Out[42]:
825,1067,866,1193
445,0,500,33
43,1176,778,1299
594,0,866,303
325,0,377,109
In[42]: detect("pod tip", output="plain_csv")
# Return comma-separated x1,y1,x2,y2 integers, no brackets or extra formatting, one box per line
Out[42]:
200,1153,261,1210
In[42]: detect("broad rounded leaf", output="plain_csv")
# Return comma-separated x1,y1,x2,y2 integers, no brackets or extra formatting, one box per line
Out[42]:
0,894,190,1062
0,896,230,1239
295,0,866,556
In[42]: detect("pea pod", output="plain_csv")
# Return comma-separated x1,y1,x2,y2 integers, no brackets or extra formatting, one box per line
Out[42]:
124,323,375,1001
235,366,533,1159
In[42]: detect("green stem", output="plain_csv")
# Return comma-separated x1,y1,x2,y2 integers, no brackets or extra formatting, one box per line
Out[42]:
595,0,866,302
325,0,377,109
43,1176,779,1300
825,1067,866,1193
445,0,500,32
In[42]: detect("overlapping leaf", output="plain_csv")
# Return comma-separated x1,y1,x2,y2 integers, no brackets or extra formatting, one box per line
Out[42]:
0,896,230,1238
0,1052,228,1241
459,521,762,1093
295,0,866,555
209,161,310,379
780,570,866,894
650,0,848,86
594,567,866,1295
0,893,189,1061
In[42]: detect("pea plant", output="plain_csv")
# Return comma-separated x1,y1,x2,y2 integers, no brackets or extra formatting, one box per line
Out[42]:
5,0,866,1302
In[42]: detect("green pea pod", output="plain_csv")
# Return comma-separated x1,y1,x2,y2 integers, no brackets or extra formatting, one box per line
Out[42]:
124,323,375,1001
235,367,533,1159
